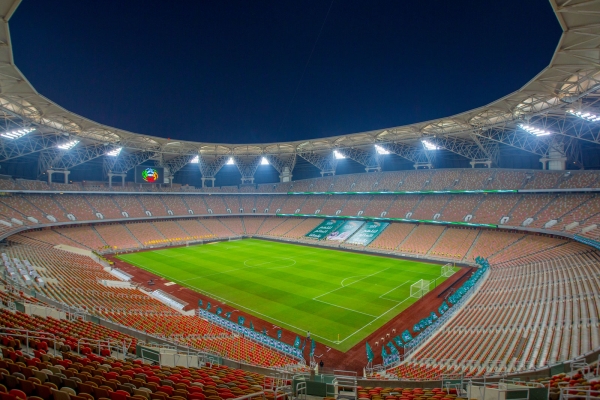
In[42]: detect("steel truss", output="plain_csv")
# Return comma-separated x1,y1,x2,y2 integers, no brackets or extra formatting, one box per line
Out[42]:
335,147,382,171
233,155,262,183
155,153,198,180
37,143,122,178
377,142,435,168
103,150,158,176
297,151,338,175
197,155,230,179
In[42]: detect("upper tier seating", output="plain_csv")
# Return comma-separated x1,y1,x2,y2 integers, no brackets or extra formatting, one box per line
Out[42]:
0,169,598,196
113,196,146,218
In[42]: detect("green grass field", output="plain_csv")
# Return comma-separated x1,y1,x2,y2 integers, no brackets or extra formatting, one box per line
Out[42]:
117,238,458,352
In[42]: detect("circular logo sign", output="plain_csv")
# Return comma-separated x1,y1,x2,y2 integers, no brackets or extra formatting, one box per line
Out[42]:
142,167,159,183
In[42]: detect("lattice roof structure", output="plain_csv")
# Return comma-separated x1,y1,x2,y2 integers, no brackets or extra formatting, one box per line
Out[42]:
0,0,599,181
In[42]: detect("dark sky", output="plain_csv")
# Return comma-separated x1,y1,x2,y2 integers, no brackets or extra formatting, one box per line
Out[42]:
10,0,562,145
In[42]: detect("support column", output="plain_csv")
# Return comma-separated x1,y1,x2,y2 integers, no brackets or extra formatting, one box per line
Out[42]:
413,163,433,169
279,166,292,183
47,169,54,184
108,172,127,187
365,166,381,172
469,160,492,168
63,170,70,183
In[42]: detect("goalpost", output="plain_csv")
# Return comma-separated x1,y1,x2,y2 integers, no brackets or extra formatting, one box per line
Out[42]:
441,263,455,278
410,279,431,299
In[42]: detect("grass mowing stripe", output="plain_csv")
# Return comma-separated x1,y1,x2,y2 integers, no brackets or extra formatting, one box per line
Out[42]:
117,238,457,352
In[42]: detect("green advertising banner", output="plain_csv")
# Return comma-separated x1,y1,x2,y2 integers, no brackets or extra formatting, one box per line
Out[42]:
325,220,365,242
279,213,498,229
346,221,389,245
305,219,344,240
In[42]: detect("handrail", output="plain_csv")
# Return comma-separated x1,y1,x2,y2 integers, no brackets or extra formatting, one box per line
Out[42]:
77,337,133,356
0,327,57,354
231,392,265,400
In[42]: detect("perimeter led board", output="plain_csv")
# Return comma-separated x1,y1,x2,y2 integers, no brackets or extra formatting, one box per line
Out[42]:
135,166,164,184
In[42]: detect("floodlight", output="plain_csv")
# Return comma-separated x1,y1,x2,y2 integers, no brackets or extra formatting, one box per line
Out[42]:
260,157,269,165
333,150,346,159
0,128,35,140
106,147,123,157
519,124,551,136
375,144,390,154
57,140,80,150
190,155,199,163
226,157,235,165
568,109,600,122
422,140,439,150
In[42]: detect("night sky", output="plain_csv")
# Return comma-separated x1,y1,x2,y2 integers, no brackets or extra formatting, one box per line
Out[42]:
10,0,562,145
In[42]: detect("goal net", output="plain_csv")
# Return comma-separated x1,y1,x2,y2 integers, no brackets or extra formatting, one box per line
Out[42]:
441,263,455,277
410,279,431,299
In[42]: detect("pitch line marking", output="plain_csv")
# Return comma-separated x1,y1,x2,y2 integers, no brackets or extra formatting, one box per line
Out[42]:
341,275,365,287
178,257,298,283
312,299,378,317
118,258,340,343
313,268,390,300
119,253,419,346
336,295,413,344
379,280,411,301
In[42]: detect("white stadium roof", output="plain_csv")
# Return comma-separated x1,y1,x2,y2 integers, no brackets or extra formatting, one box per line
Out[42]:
0,0,599,179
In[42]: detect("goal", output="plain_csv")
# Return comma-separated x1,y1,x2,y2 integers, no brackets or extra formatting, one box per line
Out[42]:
410,279,431,299
441,263,455,277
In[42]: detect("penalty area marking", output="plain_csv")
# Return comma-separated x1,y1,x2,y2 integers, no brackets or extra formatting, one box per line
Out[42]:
379,280,412,301
243,257,297,269
120,257,416,346
313,268,390,300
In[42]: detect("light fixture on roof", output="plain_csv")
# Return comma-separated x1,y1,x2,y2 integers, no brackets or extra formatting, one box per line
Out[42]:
260,157,269,165
57,140,80,150
106,147,123,157
519,124,551,136
0,128,35,140
333,150,346,159
422,139,439,150
190,155,199,163
567,109,600,122
375,144,390,155
226,157,235,165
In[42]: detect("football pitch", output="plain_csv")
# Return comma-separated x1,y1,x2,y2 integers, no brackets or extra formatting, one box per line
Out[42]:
117,238,458,352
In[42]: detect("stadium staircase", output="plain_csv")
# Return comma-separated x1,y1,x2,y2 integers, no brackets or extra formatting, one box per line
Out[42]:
393,225,418,251
91,227,110,247
121,225,144,247
52,197,71,218
462,230,483,261
149,223,167,240
174,220,193,237
82,196,99,217
529,195,559,224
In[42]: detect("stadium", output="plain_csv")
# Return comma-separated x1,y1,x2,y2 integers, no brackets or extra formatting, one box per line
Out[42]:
0,0,598,399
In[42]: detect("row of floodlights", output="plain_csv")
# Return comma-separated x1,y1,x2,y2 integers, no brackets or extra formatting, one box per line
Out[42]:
568,109,600,122
5,108,599,157
0,128,35,139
